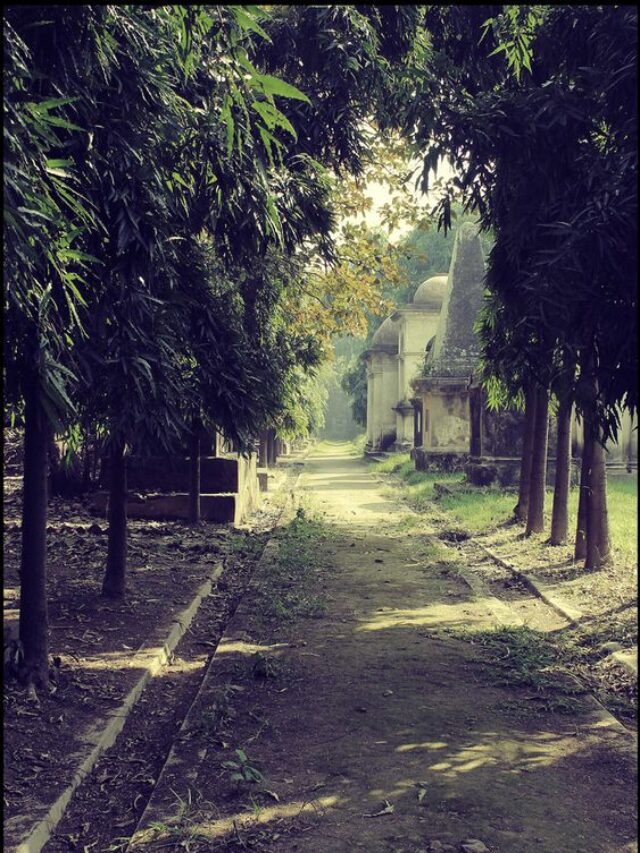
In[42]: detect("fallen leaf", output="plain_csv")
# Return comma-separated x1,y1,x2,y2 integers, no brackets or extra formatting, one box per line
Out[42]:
363,800,394,818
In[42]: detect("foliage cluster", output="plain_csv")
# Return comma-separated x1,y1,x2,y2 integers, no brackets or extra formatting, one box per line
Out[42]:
3,4,422,687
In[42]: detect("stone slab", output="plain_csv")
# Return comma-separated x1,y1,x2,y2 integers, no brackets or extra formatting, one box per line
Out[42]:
89,492,239,524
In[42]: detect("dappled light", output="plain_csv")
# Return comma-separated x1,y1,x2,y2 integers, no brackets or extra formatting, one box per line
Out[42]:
356,600,489,632
4,4,637,850
216,640,289,656
129,794,342,848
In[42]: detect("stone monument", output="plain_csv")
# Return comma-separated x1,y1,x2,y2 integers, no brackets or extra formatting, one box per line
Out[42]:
390,274,448,451
411,223,486,471
363,315,401,453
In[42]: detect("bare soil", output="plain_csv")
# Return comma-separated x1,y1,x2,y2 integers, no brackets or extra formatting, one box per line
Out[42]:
3,464,294,850
120,444,637,853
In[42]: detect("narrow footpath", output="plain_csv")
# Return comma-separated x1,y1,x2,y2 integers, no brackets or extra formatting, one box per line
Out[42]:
128,443,636,853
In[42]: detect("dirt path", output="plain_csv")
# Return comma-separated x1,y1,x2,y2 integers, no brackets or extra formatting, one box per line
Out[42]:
129,443,637,853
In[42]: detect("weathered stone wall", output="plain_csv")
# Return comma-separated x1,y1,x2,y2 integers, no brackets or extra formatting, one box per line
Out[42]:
127,455,246,493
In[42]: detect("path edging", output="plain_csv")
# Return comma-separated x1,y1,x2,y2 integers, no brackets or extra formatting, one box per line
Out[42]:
126,464,306,850
478,543,638,682
374,468,637,737
12,559,224,853
476,543,583,624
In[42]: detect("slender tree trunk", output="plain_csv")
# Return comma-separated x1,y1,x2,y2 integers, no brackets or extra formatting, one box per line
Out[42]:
585,420,611,570
525,384,550,536
188,425,201,524
102,438,127,598
574,424,592,561
514,383,537,521
18,383,51,688
550,397,573,545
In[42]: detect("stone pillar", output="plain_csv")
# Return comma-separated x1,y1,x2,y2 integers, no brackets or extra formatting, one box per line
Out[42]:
366,366,374,448
370,360,384,451
258,431,269,468
412,399,423,450
379,352,398,450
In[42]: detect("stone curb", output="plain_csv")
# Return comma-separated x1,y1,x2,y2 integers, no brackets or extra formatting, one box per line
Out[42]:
478,543,638,682
371,468,637,739
609,649,638,678
126,464,306,850
11,559,225,853
476,543,583,624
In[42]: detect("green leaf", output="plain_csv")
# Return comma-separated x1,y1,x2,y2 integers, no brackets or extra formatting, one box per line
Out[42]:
231,7,271,42
36,114,84,132
251,100,297,138
255,73,311,104
45,158,73,169
29,96,80,113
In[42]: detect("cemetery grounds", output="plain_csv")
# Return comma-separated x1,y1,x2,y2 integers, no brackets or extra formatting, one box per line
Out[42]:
3,439,637,852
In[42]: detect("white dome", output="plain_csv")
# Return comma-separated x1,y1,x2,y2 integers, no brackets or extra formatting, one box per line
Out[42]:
371,316,400,350
412,274,448,309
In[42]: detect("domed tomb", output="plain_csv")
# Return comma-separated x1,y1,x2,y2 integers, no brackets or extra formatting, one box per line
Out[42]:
412,274,448,310
371,315,401,350
364,316,401,451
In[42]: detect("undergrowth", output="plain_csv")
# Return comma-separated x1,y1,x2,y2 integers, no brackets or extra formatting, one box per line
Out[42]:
253,504,332,632
371,455,637,566
457,625,590,716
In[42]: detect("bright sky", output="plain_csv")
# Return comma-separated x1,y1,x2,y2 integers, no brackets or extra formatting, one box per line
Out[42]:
361,157,457,236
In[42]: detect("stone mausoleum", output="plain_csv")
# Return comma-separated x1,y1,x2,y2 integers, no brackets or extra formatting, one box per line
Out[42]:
362,219,637,481
411,222,486,471
363,279,448,454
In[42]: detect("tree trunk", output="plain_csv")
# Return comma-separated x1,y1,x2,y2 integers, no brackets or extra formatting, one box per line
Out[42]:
102,438,127,598
549,397,573,545
585,421,611,570
574,423,592,561
188,426,201,524
18,383,51,688
525,384,550,536
514,384,537,521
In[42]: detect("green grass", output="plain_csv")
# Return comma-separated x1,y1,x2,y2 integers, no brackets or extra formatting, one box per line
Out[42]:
457,625,590,716
371,452,413,474
349,433,367,454
598,475,637,567
438,487,517,533
254,505,331,630
371,453,465,510
372,454,637,558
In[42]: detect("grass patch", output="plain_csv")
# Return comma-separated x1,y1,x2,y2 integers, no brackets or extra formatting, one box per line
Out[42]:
438,487,517,533
371,452,412,474
459,622,637,722
370,453,465,510
596,474,637,568
349,433,367,455
254,505,331,630
458,625,590,714
372,454,637,559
